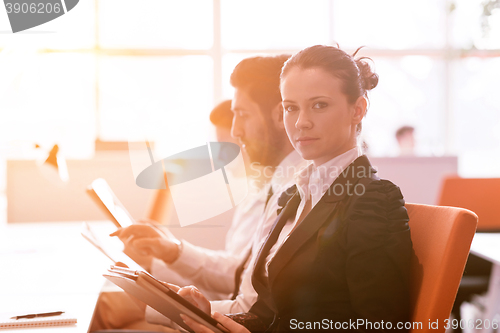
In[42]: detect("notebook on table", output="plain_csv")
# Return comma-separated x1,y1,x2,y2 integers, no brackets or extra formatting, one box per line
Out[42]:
0,313,76,329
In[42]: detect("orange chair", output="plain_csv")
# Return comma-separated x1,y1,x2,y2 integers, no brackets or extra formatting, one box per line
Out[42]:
406,203,477,333
437,176,500,329
146,188,173,224
145,171,175,224
437,177,500,231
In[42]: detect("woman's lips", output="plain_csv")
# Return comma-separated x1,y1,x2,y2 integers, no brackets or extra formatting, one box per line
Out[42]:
296,137,319,146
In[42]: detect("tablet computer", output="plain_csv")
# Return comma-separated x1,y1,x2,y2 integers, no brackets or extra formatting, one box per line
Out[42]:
81,222,145,271
104,266,228,333
86,178,135,228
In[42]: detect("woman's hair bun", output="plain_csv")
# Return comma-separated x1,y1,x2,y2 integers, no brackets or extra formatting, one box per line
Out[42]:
355,58,379,91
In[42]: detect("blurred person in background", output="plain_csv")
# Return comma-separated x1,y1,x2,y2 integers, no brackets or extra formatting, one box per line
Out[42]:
395,125,416,156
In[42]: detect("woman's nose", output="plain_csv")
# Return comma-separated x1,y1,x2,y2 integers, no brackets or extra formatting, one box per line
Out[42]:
295,110,313,129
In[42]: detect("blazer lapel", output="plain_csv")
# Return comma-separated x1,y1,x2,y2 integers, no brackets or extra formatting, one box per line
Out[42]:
267,198,340,287
267,155,376,287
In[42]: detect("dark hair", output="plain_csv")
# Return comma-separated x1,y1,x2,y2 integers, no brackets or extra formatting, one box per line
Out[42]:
230,54,291,116
281,45,378,133
209,100,233,129
395,125,415,139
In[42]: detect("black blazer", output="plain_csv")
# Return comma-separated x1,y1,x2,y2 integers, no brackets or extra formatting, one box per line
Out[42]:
242,155,412,332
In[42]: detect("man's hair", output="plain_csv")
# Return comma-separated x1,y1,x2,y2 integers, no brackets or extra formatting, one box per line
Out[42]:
209,100,233,129
230,55,291,115
395,125,415,139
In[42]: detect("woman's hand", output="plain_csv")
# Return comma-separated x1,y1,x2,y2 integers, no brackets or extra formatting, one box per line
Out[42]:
177,285,211,315
161,281,181,293
180,312,250,333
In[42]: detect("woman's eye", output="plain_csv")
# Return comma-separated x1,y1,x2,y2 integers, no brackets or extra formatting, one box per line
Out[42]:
284,105,298,112
312,102,327,109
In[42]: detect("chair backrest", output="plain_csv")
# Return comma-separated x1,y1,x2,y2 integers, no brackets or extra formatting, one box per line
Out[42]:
146,188,173,224
437,176,500,231
406,203,477,333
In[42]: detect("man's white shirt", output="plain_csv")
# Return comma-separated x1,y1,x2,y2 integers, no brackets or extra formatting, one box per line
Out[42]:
145,150,306,325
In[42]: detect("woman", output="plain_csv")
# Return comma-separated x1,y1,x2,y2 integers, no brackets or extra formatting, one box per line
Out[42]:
180,45,413,333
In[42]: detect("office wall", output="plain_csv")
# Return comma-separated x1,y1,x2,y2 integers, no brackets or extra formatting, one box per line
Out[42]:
370,156,458,205
7,152,150,223
6,151,232,250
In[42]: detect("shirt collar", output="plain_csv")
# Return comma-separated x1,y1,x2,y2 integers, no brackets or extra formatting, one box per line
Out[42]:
269,150,307,193
294,147,361,205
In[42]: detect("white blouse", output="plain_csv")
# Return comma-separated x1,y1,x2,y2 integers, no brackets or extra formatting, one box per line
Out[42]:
264,147,362,276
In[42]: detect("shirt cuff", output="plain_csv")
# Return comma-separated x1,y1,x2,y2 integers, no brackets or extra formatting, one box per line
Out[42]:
210,300,235,314
167,240,205,275
150,257,167,276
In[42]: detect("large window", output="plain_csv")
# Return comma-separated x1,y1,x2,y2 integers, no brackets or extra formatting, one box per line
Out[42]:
1,0,500,170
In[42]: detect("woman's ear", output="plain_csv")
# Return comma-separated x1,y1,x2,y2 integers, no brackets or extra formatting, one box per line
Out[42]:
352,96,367,126
271,103,285,129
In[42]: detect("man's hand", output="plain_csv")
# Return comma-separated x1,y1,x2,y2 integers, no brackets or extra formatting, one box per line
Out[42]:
110,224,181,266
180,312,250,333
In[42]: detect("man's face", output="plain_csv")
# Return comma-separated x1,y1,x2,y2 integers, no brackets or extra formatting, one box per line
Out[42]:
215,125,247,176
231,88,277,166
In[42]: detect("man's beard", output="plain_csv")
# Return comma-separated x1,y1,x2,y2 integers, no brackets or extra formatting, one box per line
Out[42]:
245,131,285,168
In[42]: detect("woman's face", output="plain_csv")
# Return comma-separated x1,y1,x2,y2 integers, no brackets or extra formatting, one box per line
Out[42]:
281,67,366,166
